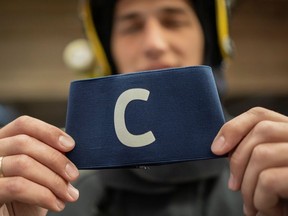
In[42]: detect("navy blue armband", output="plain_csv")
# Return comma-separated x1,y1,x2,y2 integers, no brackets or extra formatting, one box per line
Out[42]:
65,66,225,169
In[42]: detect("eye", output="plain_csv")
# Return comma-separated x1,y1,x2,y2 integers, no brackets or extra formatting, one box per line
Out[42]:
162,17,190,29
123,23,143,34
116,19,144,35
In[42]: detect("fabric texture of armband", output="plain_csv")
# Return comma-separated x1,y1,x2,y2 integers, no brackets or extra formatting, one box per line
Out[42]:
66,66,225,169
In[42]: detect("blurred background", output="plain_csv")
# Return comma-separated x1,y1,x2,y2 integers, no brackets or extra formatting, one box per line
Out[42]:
0,0,288,128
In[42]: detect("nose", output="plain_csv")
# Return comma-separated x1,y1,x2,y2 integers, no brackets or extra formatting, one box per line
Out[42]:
142,18,168,59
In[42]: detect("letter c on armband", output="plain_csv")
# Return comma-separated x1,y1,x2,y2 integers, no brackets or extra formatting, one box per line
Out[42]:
114,88,156,147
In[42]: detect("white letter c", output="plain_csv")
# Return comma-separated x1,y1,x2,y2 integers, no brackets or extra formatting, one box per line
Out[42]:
114,88,156,147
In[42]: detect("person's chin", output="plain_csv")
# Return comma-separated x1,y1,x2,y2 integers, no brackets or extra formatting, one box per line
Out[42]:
139,64,179,72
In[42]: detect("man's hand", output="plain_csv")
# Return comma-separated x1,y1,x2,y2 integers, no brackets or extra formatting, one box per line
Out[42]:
0,116,79,216
212,107,288,216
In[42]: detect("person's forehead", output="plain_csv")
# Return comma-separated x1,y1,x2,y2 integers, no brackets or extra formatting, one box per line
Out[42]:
114,0,193,17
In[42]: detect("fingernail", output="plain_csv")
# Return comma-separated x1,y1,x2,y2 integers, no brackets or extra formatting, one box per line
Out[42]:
56,199,65,211
228,172,238,191
67,183,79,201
59,135,75,149
243,204,247,215
211,135,226,154
65,162,79,179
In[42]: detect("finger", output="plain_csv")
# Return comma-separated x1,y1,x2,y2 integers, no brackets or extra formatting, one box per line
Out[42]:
228,121,288,191
1,155,79,203
0,177,66,212
241,143,288,215
211,107,288,155
0,134,79,181
254,203,284,216
0,116,75,152
253,167,288,216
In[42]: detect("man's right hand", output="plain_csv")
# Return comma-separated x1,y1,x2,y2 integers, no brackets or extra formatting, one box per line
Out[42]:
0,116,79,216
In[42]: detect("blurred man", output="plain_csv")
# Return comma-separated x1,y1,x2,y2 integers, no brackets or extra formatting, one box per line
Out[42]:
1,1,288,216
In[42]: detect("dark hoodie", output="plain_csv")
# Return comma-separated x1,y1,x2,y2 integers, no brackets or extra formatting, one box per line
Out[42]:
48,159,243,216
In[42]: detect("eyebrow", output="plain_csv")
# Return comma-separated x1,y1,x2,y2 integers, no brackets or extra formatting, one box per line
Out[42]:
160,7,191,16
115,13,140,23
115,6,191,23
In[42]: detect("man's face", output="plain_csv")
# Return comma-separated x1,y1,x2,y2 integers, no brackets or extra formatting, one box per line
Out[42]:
111,0,204,74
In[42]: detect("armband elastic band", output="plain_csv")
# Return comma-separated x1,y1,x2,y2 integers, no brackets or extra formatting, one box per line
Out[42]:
65,66,225,169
